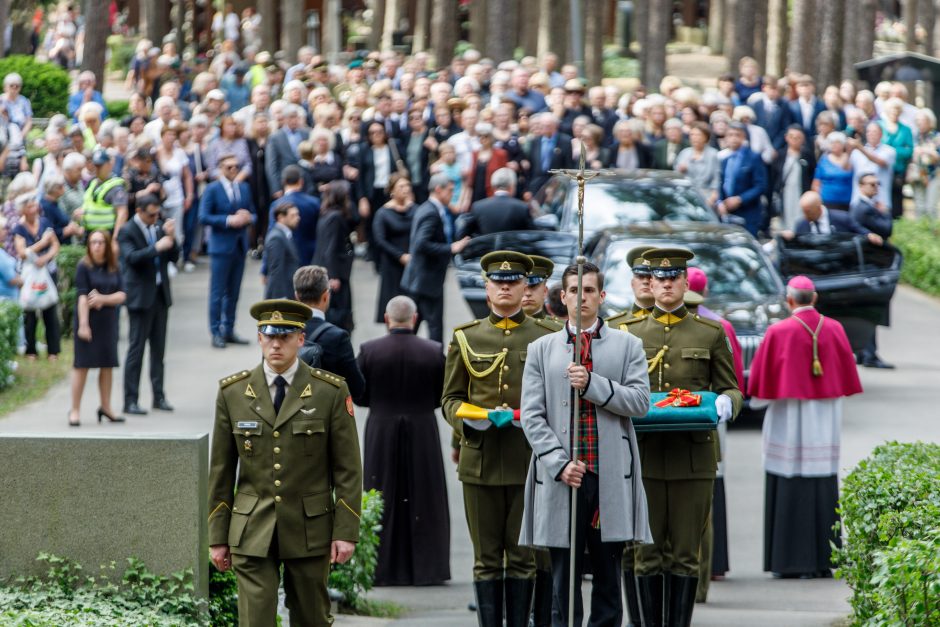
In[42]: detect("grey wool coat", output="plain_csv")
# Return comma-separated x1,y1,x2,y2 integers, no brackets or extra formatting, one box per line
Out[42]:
518,326,654,548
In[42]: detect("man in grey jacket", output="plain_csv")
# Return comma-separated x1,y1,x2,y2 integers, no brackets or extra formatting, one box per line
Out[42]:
519,262,652,627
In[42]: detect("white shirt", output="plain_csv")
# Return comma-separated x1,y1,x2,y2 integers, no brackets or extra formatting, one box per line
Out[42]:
220,176,240,205
799,97,816,129
263,357,299,402
849,143,895,208
372,145,391,189
809,206,832,234
311,308,325,320
133,214,162,284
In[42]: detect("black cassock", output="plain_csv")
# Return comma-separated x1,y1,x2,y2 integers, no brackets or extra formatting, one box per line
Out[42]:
355,329,451,586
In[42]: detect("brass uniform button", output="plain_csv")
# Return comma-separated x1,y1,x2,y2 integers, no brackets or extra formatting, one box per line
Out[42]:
664,345,670,351
274,496,282,503
503,366,509,372
274,463,281,470
274,480,281,487
232,506,238,512
502,403,509,408
504,330,511,336
664,363,670,369
665,326,670,332
502,348,509,352
274,447,281,454
273,431,280,438
502,384,509,390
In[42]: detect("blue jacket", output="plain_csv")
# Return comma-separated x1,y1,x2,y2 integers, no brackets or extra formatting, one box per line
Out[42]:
67,91,108,121
753,98,793,150
199,180,255,255
270,191,320,266
795,208,870,236
787,97,827,138
719,148,767,210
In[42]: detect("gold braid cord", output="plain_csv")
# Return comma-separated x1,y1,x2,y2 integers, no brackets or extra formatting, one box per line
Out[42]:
454,329,508,390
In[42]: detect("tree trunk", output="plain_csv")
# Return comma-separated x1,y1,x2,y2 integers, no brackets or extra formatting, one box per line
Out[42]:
726,0,755,74
259,0,277,53
934,0,940,56
0,0,9,56
752,0,769,70
788,0,817,76
141,0,170,46
766,0,788,76
431,0,458,67
921,0,935,54
817,0,844,87
485,0,515,65
520,0,539,56
905,0,918,51
382,0,401,51
81,0,109,92
469,0,486,53
857,0,877,65
584,0,604,86
412,0,430,53
707,0,725,55
841,1,860,81
369,0,385,51
539,0,569,62
645,0,669,90
635,0,649,85
280,0,304,63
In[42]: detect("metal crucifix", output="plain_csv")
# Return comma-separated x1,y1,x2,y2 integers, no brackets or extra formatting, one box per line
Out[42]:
548,144,614,626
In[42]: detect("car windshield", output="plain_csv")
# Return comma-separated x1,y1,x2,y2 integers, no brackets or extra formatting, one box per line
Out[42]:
602,238,780,307
570,183,716,231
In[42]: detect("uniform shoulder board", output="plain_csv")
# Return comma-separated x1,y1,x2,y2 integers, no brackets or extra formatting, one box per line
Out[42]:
308,366,345,387
533,318,562,332
604,312,625,323
621,317,646,326
454,319,481,332
219,370,250,389
692,314,724,331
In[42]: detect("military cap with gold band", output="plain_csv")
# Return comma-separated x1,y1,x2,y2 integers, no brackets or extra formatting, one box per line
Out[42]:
249,299,313,335
627,245,657,277
643,247,695,279
480,250,534,282
526,255,555,285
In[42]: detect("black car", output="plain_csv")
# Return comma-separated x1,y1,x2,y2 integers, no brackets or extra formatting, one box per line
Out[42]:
773,233,902,351
531,170,719,233
588,223,789,385
454,230,577,319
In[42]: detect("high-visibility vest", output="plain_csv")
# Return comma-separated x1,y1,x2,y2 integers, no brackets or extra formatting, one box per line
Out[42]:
82,177,124,231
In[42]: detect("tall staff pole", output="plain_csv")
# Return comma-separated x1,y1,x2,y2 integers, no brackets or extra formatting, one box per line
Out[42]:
549,144,607,626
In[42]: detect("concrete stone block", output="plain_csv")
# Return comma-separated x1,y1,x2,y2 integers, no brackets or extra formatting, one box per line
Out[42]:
0,433,209,597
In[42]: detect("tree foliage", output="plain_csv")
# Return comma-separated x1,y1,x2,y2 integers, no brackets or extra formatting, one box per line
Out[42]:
0,56,69,118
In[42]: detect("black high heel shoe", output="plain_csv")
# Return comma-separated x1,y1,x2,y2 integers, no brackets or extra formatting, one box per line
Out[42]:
97,408,126,423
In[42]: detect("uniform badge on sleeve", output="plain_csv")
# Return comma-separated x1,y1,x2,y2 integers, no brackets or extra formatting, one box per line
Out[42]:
345,395,354,416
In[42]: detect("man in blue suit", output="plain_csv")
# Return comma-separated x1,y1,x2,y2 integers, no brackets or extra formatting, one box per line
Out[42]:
718,122,768,236
787,75,827,139
199,153,256,349
752,76,793,151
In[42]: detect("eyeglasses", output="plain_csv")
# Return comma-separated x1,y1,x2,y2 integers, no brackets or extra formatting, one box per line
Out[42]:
7,84,21,89
862,180,880,186
222,164,238,170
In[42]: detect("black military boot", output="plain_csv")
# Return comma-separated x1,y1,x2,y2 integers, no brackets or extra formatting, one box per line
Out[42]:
623,569,642,626
503,577,534,627
636,573,664,627
666,574,698,627
531,569,553,626
473,579,503,627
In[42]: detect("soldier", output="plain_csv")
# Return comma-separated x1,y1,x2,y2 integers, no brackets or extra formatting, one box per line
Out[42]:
442,251,557,627
620,248,742,627
208,299,363,627
606,245,657,329
522,255,561,326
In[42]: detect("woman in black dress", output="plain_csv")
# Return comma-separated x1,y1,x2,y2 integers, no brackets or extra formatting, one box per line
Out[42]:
312,180,356,332
68,230,126,426
371,173,415,323
246,113,272,256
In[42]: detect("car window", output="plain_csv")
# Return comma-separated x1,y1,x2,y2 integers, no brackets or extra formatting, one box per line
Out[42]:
601,238,779,307
535,179,567,217
572,183,716,231
778,234,862,276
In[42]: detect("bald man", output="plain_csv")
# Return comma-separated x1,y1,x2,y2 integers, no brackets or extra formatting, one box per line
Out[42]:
787,191,882,246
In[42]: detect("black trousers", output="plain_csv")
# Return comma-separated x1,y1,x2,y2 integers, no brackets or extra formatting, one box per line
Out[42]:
548,473,624,627
124,290,169,406
24,304,61,356
414,294,445,345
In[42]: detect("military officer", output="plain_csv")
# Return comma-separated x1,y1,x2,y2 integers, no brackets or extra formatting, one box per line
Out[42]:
606,245,657,329
522,255,561,325
619,249,742,627
208,299,363,627
442,251,557,627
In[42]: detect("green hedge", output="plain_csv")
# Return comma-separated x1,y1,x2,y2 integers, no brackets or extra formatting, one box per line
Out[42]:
834,441,940,626
56,244,86,339
892,218,940,296
0,56,70,119
106,99,130,120
0,300,21,391
107,35,136,76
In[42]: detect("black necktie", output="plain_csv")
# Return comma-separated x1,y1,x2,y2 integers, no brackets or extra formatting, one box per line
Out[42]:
273,376,287,414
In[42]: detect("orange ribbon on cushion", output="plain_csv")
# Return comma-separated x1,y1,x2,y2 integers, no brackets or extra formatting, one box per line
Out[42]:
654,388,702,408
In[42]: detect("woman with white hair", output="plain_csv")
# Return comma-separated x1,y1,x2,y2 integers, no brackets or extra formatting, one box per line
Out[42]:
306,126,342,196
910,108,940,218
880,97,914,217
1,172,37,255
811,132,854,211
78,102,105,149
40,173,82,245
1,73,33,136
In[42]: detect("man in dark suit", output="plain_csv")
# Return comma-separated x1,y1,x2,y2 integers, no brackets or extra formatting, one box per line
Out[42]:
265,104,306,198
400,173,471,344
718,122,768,236
117,194,179,415
789,191,882,243
787,75,827,139
458,168,534,239
292,265,366,399
199,153,256,349
769,125,816,229
588,86,618,145
269,165,320,266
753,76,793,151
262,203,300,300
524,113,574,194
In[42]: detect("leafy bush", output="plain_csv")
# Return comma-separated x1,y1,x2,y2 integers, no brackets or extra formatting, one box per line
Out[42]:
209,563,238,627
107,35,136,76
0,553,206,626
106,99,130,120
0,300,21,391
329,489,384,611
55,244,86,339
892,218,940,296
834,441,940,625
0,56,70,119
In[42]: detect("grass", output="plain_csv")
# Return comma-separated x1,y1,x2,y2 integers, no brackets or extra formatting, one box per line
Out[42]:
342,598,407,618
0,340,73,417
603,55,640,79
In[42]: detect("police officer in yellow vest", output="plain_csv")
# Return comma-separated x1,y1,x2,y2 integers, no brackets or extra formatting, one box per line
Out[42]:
82,149,129,243
208,299,363,627
606,245,657,329
620,248,742,627
442,251,557,627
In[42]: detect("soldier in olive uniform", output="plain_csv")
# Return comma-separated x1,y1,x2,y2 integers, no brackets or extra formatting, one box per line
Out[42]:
208,299,363,627
619,249,742,627
522,255,562,327
442,251,557,627
606,245,657,330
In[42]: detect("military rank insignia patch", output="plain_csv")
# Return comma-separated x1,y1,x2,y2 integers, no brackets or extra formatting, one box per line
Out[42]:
345,395,355,416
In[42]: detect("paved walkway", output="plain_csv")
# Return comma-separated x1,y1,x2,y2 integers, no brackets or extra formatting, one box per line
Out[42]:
3,254,937,626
